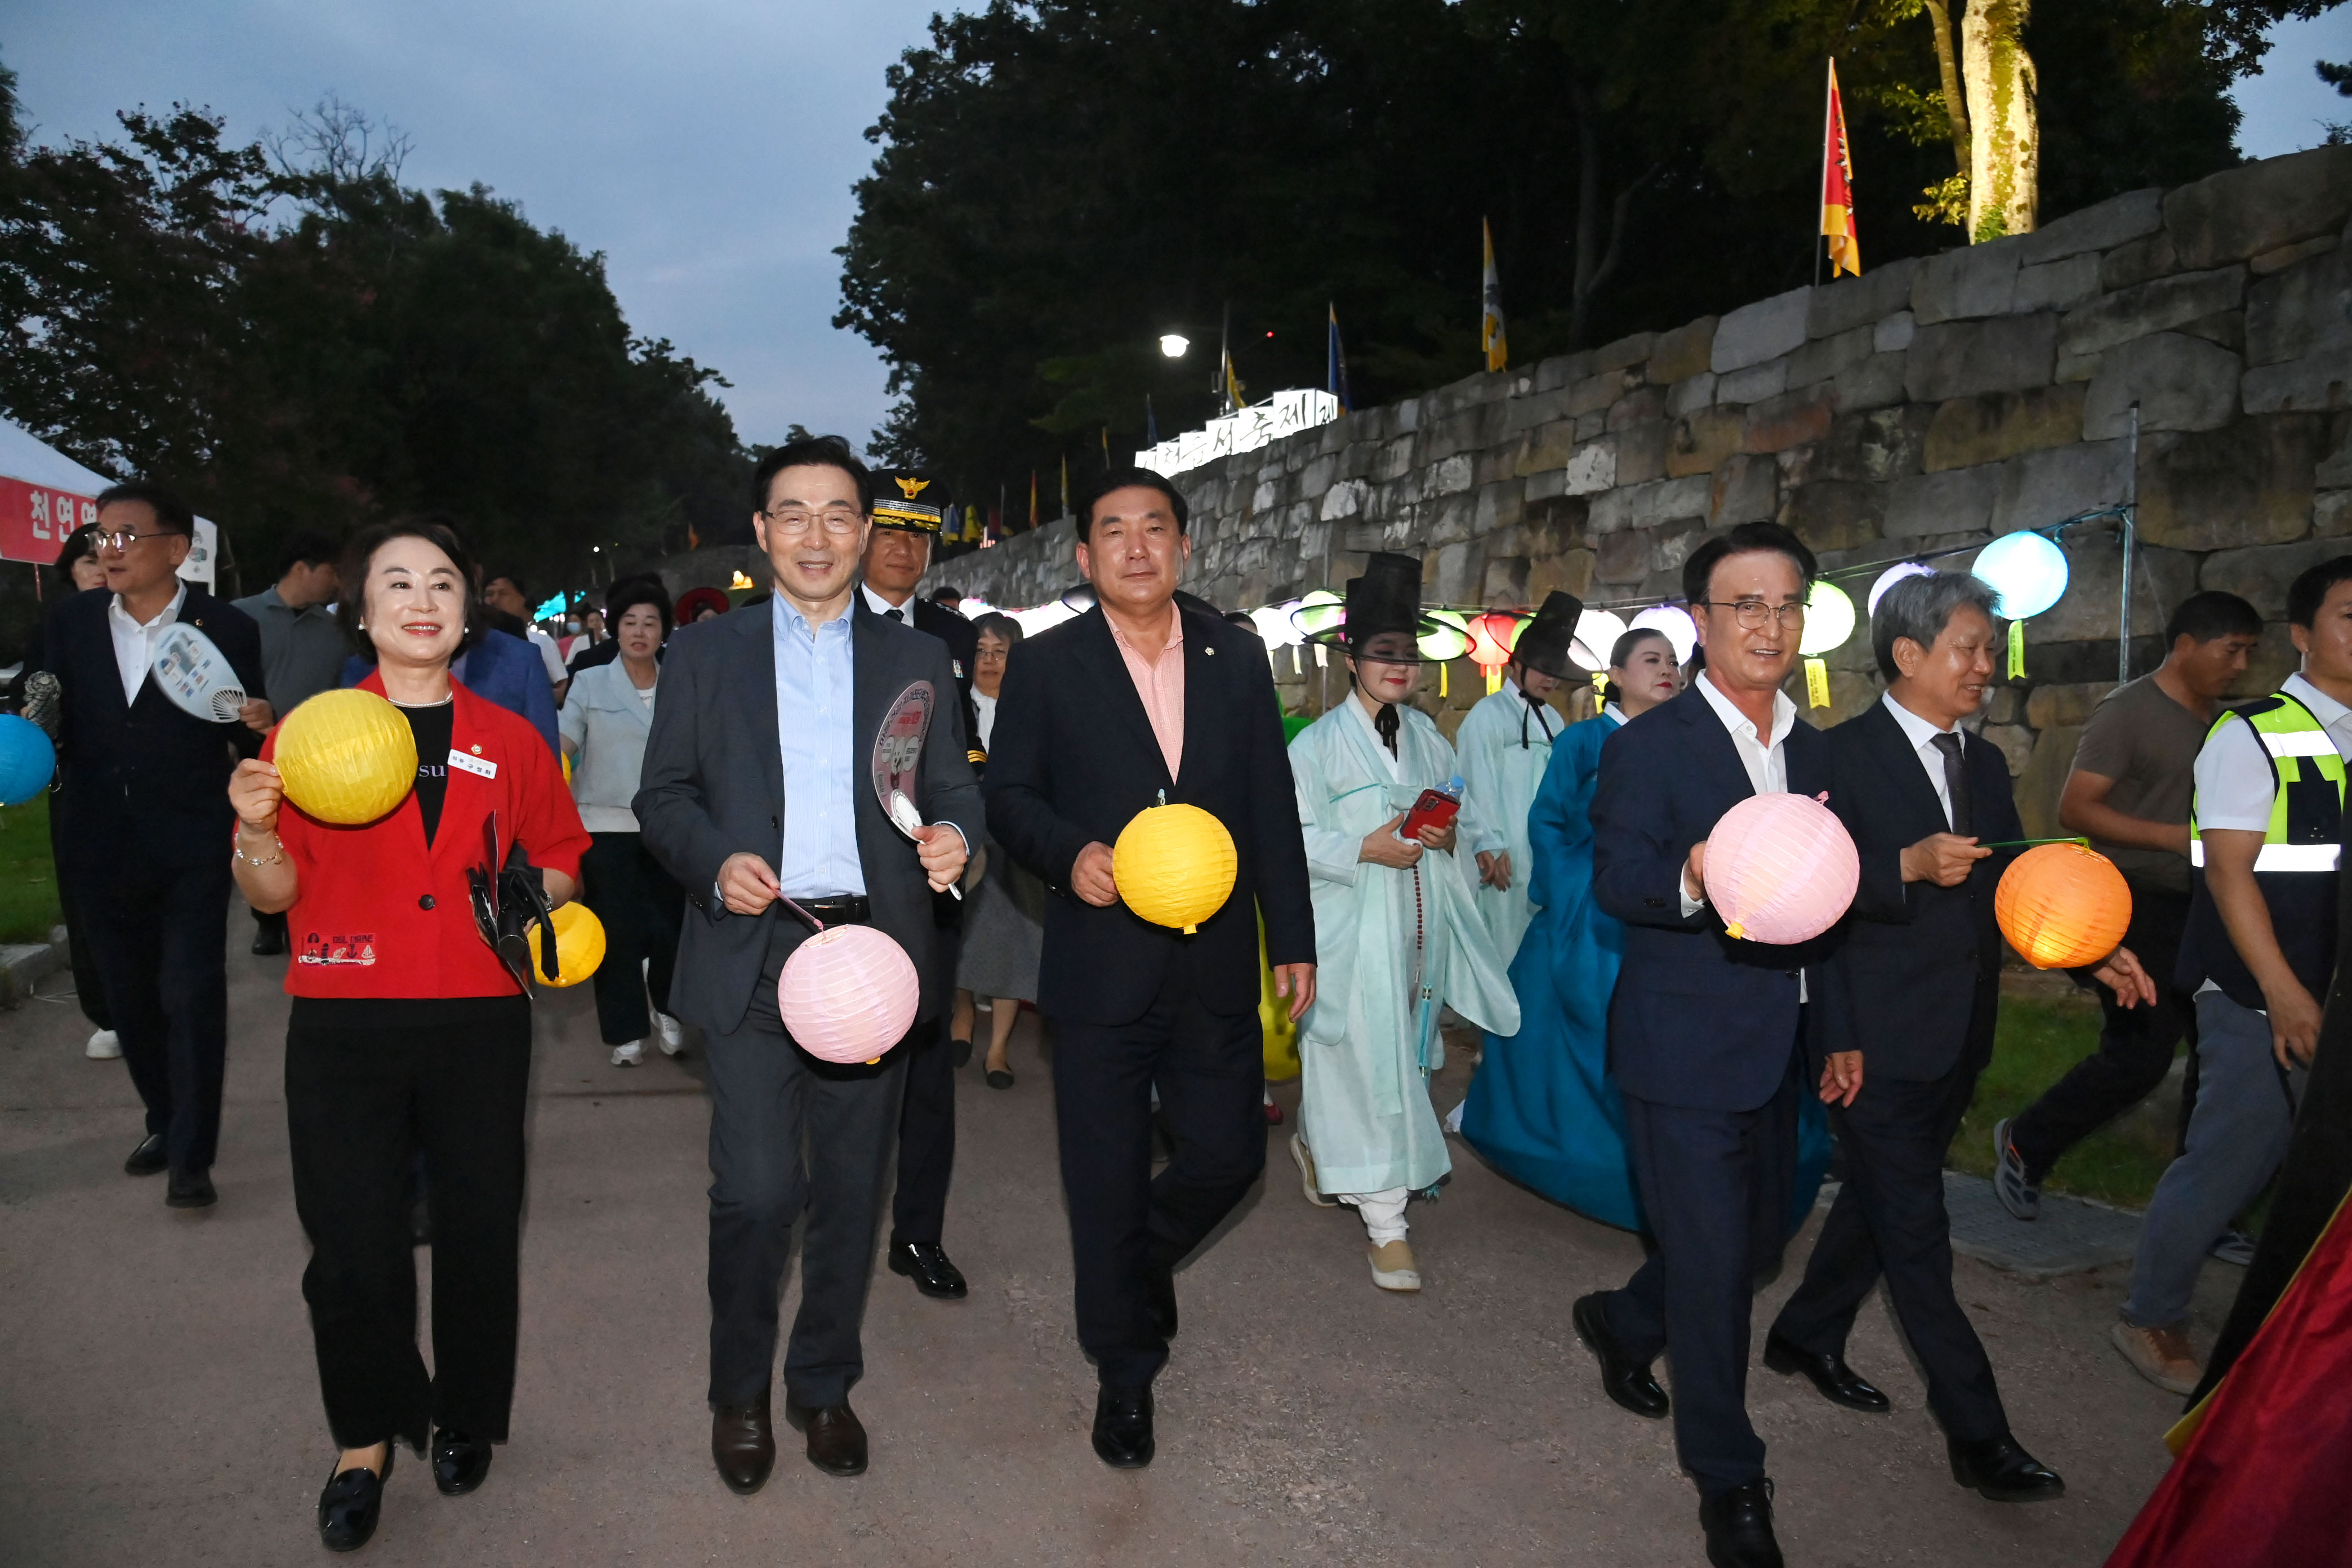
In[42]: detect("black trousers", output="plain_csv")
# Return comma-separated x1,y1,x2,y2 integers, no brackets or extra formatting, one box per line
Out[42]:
579,832,683,1045
77,858,228,1173
284,999,532,1450
892,921,959,1249
1604,1053,1801,1498
705,923,906,1409
2011,883,2197,1181
1050,955,1265,1391
1770,1048,2007,1442
50,812,110,1031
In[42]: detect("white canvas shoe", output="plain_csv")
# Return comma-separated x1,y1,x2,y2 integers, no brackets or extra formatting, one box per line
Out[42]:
654,1012,684,1055
85,1028,121,1060
1290,1134,1336,1206
1368,1240,1422,1293
611,1040,645,1067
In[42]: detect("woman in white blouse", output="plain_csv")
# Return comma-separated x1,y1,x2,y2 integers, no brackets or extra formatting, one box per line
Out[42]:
558,581,684,1065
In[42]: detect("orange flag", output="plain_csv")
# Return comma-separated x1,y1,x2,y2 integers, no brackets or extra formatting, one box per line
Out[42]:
1821,59,1860,278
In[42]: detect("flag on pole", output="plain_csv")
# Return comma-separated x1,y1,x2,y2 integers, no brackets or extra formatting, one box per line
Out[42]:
1059,453,1070,518
1028,470,1037,531
1481,218,1508,372
1146,393,1159,446
1221,346,1246,412
1821,59,1861,279
1327,303,1351,412
1100,426,1110,469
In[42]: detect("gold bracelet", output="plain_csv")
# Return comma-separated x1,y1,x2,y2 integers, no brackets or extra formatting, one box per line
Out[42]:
233,831,286,868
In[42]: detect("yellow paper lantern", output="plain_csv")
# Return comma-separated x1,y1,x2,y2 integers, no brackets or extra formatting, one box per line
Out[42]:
1113,802,1237,934
529,901,607,987
1995,844,2133,969
275,689,418,825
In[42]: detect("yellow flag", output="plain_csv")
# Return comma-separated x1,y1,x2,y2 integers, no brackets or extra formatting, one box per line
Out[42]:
1481,217,1508,372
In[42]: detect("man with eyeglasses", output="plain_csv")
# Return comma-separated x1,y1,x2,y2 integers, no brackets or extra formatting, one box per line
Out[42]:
635,435,979,1494
1567,520,1858,1568
38,482,269,1211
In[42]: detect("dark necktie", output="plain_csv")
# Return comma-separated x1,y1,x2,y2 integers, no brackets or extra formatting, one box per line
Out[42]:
884,607,903,622
1374,702,1401,756
1931,731,1971,836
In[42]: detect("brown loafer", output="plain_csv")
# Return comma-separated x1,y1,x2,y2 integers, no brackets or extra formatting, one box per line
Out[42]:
785,1399,868,1476
711,1388,776,1495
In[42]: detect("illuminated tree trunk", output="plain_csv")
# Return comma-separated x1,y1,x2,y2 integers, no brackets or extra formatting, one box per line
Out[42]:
1963,0,2037,239
1924,0,1971,168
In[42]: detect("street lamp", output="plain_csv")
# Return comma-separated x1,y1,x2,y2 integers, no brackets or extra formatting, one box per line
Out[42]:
1159,333,1189,358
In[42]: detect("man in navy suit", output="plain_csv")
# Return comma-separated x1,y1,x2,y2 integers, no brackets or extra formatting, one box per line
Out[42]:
1767,572,2149,1506
42,483,269,1210
1569,522,1859,1568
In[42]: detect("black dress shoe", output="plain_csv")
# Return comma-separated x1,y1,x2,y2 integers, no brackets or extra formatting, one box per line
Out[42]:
124,1134,167,1177
711,1389,776,1495
888,1237,969,1299
786,1400,868,1476
1092,1384,1154,1468
252,924,288,956
1948,1433,2065,1502
318,1446,393,1553
165,1169,217,1209
1145,1264,1178,1342
1763,1331,1890,1413
1572,1293,1669,1418
1699,1480,1783,1568
431,1428,491,1495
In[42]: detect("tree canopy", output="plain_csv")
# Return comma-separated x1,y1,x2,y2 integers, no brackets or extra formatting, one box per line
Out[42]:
840,0,2332,542
0,74,748,609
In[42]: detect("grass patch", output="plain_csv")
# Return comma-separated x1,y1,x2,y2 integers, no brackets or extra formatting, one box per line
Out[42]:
0,793,62,944
1948,991,2179,1211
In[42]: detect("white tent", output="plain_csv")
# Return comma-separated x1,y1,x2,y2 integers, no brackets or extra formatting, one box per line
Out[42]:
0,416,219,587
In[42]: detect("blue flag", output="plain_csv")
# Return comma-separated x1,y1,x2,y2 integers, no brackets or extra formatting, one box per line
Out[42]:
1326,302,1351,412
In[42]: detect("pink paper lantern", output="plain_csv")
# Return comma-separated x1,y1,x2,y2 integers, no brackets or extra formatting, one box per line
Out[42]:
1701,792,1859,945
778,925,921,1063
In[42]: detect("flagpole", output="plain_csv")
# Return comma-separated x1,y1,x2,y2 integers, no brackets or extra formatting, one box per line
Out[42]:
1815,57,1836,289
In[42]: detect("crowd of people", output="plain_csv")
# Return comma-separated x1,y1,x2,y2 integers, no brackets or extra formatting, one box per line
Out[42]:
23,441,2341,1566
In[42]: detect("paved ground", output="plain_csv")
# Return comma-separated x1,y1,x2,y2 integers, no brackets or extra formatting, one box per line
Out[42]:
0,934,2238,1566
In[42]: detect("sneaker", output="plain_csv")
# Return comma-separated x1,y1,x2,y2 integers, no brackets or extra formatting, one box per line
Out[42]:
2211,1228,2259,1267
2110,1321,2201,1396
1368,1239,1422,1292
84,1028,121,1061
1289,1133,1335,1207
1993,1117,2040,1221
653,1012,685,1055
610,1040,644,1067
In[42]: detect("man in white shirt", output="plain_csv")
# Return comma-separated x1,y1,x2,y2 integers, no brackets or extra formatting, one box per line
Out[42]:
2112,556,2352,1395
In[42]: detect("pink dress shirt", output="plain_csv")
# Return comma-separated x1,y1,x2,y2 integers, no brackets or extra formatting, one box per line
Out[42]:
1108,610,1185,779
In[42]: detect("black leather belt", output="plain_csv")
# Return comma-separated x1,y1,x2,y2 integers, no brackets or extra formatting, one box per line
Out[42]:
797,894,872,924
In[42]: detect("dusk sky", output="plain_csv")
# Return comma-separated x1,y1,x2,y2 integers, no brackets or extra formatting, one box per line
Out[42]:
6,2,2349,456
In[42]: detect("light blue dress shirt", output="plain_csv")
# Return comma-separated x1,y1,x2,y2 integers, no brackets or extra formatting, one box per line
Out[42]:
772,596,866,897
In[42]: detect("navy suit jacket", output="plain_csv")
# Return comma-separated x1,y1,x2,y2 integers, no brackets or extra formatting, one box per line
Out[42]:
1591,683,1845,1112
1818,699,2022,1082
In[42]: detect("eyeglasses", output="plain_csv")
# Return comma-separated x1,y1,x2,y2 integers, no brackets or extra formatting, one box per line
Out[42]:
763,507,865,539
93,529,169,551
1696,598,1807,631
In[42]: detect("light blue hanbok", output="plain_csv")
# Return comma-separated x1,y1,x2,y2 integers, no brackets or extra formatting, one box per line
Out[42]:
1292,697,1519,1197
1453,681,1556,964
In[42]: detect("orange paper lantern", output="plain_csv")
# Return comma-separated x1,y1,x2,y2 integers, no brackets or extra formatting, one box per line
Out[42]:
1995,844,2133,969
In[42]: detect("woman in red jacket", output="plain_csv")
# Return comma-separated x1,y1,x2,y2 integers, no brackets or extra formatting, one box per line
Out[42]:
229,518,589,1554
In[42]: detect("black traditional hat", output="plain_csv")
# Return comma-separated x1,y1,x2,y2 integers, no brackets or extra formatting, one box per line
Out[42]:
1509,590,1588,678
872,469,946,534
1295,551,1448,662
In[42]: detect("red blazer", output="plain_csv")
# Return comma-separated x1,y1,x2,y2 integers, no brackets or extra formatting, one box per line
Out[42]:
264,674,590,1000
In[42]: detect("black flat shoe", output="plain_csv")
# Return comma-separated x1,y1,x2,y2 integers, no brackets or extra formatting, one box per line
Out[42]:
1948,1433,2065,1502
124,1134,167,1177
431,1428,491,1495
1092,1384,1154,1468
1573,1293,1669,1418
165,1169,217,1209
1762,1331,1890,1413
985,1067,1014,1089
888,1238,969,1299
318,1446,392,1553
952,1037,973,1068
252,925,288,956
1699,1479,1783,1568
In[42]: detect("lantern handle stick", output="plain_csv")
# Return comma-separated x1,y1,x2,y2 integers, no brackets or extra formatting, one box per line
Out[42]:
778,896,827,936
1976,836,2091,849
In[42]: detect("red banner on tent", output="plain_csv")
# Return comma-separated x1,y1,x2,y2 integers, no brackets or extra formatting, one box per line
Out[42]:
0,476,99,565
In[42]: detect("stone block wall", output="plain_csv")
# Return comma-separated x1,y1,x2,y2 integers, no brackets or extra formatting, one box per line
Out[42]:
932,148,2352,836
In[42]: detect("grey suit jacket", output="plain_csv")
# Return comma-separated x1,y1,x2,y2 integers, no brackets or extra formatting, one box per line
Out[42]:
632,599,986,1035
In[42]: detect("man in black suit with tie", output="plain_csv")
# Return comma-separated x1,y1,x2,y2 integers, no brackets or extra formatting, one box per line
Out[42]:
985,466,1315,1469
1568,522,1860,1568
1766,571,2152,1505
43,482,270,1210
635,436,981,1493
857,469,983,1303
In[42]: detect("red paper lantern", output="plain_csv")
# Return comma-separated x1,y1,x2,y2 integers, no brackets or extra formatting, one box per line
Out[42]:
1996,844,2133,969
1467,611,1524,672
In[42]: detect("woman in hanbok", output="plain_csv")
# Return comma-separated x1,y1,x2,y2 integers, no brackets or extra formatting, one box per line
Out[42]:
1453,592,1583,964
1286,553,1518,1292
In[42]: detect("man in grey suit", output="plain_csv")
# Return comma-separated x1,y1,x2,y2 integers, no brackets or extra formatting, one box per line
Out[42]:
635,435,981,1494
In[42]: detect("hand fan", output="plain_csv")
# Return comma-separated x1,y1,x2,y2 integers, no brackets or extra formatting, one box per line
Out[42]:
870,680,961,899
150,622,248,723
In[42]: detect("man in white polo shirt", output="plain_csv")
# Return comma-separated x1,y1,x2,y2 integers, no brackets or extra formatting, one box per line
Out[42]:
2113,555,2352,1394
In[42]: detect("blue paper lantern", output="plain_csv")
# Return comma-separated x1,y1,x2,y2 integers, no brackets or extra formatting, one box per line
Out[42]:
0,715,55,807
1972,531,2069,620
